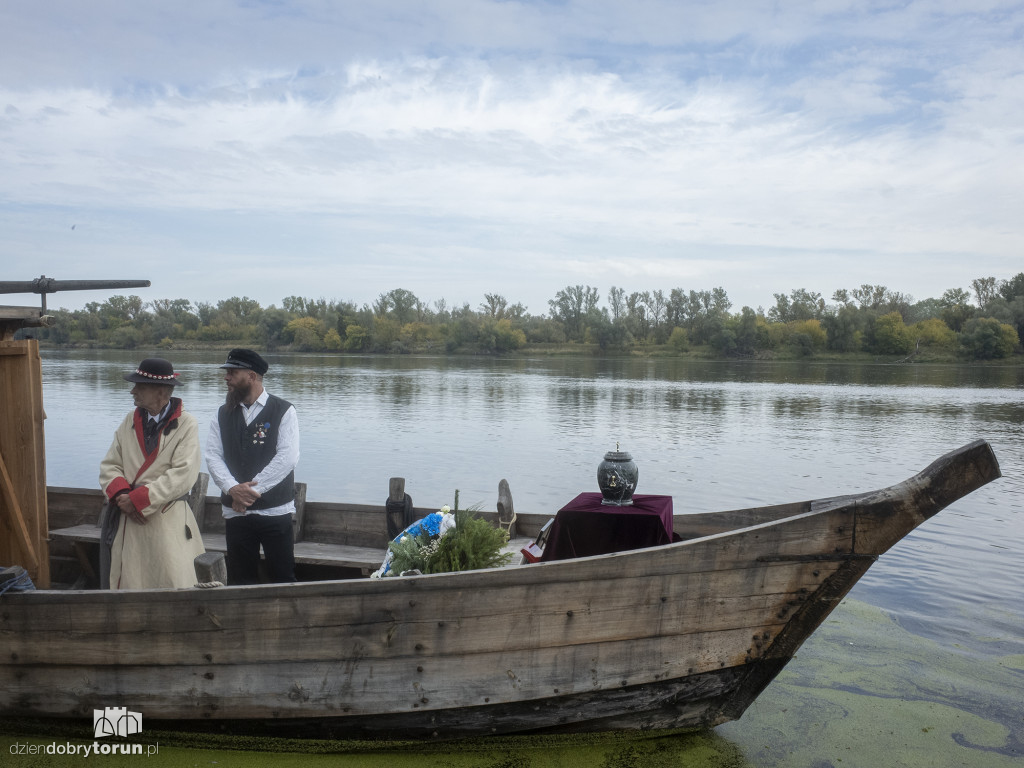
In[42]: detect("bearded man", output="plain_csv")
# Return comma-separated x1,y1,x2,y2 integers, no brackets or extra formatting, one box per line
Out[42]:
206,348,300,584
99,358,205,589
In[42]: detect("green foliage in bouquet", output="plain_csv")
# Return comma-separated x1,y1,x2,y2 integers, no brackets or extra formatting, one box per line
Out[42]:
386,502,513,576
429,507,513,573
387,528,439,576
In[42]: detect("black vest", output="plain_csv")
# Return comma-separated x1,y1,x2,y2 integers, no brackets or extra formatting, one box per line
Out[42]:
217,394,295,510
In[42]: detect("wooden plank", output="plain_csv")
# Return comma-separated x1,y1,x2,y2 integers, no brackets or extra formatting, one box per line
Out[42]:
48,486,552,547
1,588,811,669
2,558,838,664
291,540,383,570
37,501,857,615
46,487,106,528
0,623,787,721
674,501,812,539
0,663,756,736
27,339,49,587
0,451,39,570
0,339,48,585
48,523,104,544
303,503,413,548
48,524,387,572
0,306,42,321
196,532,383,571
303,504,548,548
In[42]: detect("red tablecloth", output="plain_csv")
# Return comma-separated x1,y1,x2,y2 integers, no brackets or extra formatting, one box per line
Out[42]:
538,493,674,562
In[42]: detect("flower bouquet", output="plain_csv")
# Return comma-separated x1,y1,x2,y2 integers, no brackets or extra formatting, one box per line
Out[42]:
371,496,513,578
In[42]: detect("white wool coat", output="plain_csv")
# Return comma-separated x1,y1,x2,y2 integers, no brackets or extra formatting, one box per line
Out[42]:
99,402,205,589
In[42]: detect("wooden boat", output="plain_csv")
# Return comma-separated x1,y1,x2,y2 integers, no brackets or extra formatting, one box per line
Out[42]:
0,440,1000,740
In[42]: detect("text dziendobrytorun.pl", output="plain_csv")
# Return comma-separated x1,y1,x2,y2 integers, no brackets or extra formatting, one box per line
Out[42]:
9,741,158,757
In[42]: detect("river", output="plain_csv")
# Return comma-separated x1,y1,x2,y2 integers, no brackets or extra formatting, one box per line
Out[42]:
28,349,1024,767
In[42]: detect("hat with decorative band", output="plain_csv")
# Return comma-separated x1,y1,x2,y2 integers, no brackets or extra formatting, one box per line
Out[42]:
124,358,182,386
219,348,269,375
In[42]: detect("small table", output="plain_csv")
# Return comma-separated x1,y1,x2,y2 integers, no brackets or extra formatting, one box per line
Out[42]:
539,493,674,562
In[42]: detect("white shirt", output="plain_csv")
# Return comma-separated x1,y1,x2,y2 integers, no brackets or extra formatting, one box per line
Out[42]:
206,389,300,518
147,400,173,423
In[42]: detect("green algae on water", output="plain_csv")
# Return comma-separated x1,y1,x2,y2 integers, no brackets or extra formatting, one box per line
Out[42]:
717,598,1023,768
1,728,751,768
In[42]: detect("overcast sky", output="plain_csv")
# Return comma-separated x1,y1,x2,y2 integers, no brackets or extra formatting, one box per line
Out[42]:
2,1,1022,316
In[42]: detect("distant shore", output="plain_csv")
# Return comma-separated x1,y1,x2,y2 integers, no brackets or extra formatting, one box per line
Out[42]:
35,338,1018,366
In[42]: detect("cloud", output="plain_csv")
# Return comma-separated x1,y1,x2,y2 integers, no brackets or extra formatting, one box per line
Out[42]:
1,2,1022,314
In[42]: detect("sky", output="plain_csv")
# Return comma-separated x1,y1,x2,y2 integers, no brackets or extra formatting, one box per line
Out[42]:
1,1,1022,317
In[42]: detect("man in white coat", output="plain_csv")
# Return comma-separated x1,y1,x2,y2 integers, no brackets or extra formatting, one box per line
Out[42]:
99,357,205,589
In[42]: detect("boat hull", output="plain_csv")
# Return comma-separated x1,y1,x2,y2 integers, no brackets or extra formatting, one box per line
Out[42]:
0,440,1001,739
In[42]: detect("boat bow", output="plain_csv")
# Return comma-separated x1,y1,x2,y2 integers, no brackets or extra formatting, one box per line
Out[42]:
851,438,1001,556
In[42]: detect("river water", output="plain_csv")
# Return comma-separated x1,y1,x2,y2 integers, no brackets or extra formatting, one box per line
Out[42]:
33,350,1024,767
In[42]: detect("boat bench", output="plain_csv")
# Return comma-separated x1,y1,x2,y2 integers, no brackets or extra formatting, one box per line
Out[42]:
48,528,388,577
48,474,389,581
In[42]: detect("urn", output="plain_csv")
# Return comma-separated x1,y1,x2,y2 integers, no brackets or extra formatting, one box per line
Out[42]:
597,449,638,506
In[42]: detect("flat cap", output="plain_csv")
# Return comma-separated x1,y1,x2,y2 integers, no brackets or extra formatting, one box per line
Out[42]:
219,348,268,375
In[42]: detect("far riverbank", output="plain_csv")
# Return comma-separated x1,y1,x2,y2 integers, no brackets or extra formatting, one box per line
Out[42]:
31,336,1021,367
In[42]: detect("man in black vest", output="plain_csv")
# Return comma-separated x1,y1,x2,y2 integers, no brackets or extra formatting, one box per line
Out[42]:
206,349,300,584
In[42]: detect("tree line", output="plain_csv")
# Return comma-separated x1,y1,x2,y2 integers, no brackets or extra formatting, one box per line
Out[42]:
29,274,1024,360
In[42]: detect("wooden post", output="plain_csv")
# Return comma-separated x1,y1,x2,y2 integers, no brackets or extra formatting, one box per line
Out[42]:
186,472,209,531
194,552,227,586
386,477,407,540
0,336,50,587
497,478,517,537
388,477,405,504
292,482,308,540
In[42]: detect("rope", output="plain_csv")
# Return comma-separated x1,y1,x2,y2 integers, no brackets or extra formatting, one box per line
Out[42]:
0,567,36,596
501,508,518,535
195,580,225,589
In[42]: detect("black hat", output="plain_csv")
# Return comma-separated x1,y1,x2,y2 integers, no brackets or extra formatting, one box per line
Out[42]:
124,358,181,386
220,348,269,375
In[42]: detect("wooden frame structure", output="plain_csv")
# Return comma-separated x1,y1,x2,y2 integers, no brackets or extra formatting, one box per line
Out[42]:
0,307,50,587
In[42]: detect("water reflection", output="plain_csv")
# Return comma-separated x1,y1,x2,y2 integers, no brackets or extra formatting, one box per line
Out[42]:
40,350,1022,587
37,350,1024,766
41,352,1023,507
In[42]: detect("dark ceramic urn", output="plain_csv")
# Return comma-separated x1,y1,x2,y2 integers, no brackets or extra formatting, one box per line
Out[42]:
597,449,638,506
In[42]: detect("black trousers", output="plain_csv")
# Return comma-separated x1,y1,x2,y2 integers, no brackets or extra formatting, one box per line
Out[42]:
224,513,296,585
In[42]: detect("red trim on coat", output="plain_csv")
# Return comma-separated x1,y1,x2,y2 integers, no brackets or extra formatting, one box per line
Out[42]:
129,398,185,512
132,408,147,456
128,485,151,512
105,476,131,499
